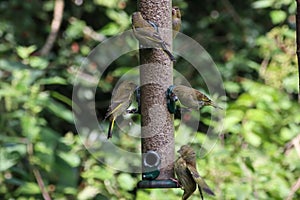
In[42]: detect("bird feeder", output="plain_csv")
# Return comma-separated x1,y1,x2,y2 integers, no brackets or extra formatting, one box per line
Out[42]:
136,0,179,189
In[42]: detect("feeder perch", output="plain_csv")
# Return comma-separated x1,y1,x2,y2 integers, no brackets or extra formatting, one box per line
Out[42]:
137,179,179,188
126,86,141,114
135,86,141,114
166,85,178,114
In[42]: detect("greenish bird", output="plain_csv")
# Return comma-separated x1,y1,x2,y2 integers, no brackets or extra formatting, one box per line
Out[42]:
132,12,176,61
171,85,222,109
175,145,215,200
105,81,137,139
172,6,181,39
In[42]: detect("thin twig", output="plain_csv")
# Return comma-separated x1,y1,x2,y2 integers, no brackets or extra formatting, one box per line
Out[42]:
39,0,64,56
27,143,52,200
286,176,300,200
259,57,270,77
221,0,241,24
284,134,300,158
83,26,106,42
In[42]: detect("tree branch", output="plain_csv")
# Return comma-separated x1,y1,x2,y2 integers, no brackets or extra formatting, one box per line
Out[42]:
284,134,300,158
286,176,300,200
39,0,64,56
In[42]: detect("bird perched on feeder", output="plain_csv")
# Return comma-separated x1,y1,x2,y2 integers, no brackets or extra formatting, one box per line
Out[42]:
175,145,215,200
170,85,222,109
105,81,137,139
172,6,181,39
132,12,176,61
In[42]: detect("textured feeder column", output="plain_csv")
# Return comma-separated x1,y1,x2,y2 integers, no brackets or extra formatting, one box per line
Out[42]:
139,0,174,180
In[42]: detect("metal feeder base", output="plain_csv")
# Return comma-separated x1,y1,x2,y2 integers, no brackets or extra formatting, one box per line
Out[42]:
137,179,179,188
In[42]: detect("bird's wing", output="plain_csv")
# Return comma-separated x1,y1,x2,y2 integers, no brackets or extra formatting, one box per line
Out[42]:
146,20,170,47
105,102,124,120
133,22,170,48
187,165,215,196
135,27,164,44
106,91,135,118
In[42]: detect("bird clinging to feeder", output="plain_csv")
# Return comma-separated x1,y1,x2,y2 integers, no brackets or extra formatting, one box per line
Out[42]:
132,12,176,62
172,6,181,39
169,85,222,110
175,145,215,200
105,81,137,139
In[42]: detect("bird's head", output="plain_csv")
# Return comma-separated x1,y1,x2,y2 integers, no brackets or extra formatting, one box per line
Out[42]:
132,12,143,27
172,7,181,18
178,145,196,162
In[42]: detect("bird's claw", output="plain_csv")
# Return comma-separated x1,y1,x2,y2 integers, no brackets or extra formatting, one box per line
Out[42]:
170,178,182,188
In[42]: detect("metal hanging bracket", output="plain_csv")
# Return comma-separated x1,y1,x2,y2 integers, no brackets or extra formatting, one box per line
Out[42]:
166,85,178,114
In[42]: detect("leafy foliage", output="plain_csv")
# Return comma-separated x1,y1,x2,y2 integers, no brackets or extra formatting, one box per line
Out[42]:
0,0,299,199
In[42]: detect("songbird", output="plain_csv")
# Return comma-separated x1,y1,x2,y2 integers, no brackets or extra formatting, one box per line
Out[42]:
172,6,181,39
175,145,215,200
105,81,137,139
170,85,222,109
132,12,176,61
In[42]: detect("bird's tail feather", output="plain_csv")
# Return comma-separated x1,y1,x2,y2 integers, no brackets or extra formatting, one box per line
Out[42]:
107,118,115,139
198,186,204,200
201,185,215,196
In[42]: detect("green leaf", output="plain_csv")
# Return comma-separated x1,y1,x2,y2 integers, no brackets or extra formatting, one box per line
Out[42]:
78,186,99,200
0,59,28,71
28,56,49,69
66,18,86,40
15,182,40,195
100,23,120,36
224,81,241,93
82,165,114,180
94,0,119,8
245,109,274,126
280,127,296,141
223,109,244,133
117,173,136,191
252,0,274,9
58,151,81,168
270,10,287,24
21,115,40,140
45,99,73,123
16,45,37,59
236,93,254,107
0,149,19,171
38,76,67,85
244,157,255,172
244,130,262,147
106,9,130,28
232,183,252,200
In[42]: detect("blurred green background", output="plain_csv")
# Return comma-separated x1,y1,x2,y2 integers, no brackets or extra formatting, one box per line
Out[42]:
1,0,300,199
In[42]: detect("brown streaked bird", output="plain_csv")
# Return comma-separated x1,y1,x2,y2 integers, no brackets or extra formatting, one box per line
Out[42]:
105,81,137,139
172,6,181,39
175,145,215,200
132,12,176,61
171,85,222,109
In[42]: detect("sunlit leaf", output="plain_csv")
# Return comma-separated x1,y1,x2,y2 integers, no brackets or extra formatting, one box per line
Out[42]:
15,182,40,195
252,0,274,9
16,46,37,59
270,10,287,24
